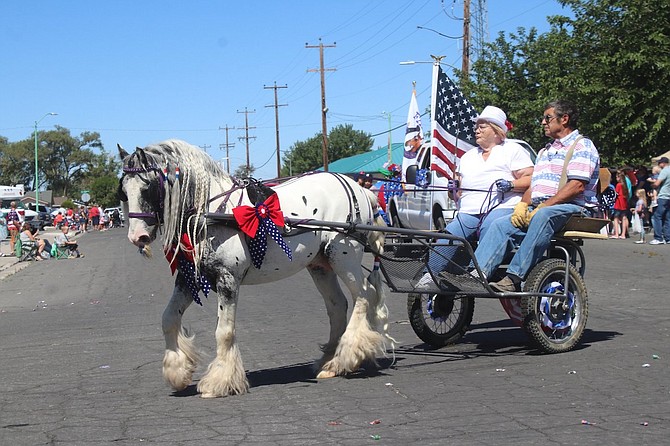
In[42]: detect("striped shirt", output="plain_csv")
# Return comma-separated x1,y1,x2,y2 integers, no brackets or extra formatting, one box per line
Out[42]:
531,130,600,207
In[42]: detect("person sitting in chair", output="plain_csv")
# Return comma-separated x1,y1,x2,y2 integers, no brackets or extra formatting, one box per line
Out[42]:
54,224,84,258
19,222,46,261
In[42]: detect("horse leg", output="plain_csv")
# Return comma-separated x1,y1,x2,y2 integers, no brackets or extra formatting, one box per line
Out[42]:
307,265,348,372
317,250,387,378
162,284,201,391
197,272,249,398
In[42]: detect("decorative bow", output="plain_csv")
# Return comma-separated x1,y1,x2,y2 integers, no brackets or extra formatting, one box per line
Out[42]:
165,233,211,306
233,193,292,269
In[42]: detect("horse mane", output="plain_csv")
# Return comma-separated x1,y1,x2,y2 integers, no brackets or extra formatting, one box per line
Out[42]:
135,139,235,271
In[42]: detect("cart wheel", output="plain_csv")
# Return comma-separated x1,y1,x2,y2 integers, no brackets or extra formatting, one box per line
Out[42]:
407,292,474,347
521,259,588,353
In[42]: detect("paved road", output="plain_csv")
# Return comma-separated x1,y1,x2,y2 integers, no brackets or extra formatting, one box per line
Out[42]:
0,229,668,445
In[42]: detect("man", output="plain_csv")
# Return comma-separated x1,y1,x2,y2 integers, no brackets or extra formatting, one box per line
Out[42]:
648,156,670,244
473,100,600,292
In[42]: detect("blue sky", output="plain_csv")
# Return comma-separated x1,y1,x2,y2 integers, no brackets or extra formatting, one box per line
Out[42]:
1,1,569,180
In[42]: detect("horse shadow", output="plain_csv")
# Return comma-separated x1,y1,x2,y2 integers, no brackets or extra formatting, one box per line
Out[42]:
171,359,397,396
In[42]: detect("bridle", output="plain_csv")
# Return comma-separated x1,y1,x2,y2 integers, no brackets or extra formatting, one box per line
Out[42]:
119,164,167,226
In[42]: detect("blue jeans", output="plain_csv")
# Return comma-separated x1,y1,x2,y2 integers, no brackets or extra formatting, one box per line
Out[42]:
474,204,587,280
652,197,670,242
427,208,513,273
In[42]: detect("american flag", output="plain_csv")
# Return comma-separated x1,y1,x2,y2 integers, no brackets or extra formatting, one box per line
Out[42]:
430,65,478,179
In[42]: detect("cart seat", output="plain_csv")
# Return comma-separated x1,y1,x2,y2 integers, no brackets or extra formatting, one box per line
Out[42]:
555,216,609,240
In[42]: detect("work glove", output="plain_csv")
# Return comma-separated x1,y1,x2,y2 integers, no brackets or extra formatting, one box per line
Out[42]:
447,179,460,191
510,202,529,228
527,203,546,223
495,179,514,193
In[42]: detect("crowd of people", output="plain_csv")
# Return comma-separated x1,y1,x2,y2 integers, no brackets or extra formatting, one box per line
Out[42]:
604,156,670,244
1,202,125,261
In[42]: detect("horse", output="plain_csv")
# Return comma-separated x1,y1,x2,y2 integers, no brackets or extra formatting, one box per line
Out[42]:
117,139,392,398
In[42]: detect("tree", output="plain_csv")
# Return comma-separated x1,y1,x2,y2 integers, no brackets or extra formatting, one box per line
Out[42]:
460,0,670,166
40,126,103,196
557,0,670,165
233,163,256,178
0,138,34,187
89,175,121,208
282,124,374,175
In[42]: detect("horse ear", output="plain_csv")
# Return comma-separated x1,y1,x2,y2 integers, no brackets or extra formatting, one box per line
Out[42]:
118,144,130,160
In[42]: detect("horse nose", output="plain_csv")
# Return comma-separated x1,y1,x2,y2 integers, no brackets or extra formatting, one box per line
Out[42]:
138,234,151,244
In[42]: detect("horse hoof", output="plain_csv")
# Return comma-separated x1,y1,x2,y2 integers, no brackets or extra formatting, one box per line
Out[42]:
316,370,337,379
200,392,220,399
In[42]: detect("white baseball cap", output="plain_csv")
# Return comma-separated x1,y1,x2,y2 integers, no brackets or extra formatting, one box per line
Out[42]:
474,105,507,133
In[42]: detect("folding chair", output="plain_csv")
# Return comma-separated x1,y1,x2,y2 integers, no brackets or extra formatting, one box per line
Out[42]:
50,243,70,260
16,239,38,262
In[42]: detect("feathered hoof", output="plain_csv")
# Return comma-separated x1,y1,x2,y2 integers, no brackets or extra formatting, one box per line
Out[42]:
316,370,337,379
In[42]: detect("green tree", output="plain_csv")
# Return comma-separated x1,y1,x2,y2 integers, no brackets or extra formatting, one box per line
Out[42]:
89,175,121,208
282,124,374,175
557,0,670,166
0,138,34,187
460,0,670,167
40,126,103,196
233,163,256,178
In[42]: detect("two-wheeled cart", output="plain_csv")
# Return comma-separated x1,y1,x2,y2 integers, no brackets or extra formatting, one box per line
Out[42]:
376,216,608,353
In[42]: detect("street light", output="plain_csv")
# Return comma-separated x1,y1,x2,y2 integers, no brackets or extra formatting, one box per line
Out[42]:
34,112,58,211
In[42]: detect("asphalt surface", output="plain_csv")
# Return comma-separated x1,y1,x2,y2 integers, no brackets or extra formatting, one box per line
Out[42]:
0,228,668,445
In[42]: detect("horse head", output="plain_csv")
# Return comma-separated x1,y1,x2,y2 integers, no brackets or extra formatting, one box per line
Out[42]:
118,144,165,248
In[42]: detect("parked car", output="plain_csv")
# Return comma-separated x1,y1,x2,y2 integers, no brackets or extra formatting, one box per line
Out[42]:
27,203,53,230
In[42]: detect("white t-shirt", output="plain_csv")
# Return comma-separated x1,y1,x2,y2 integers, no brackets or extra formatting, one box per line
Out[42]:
456,140,533,214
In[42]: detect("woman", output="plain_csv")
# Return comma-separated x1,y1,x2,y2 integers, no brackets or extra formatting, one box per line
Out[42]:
418,105,534,285
6,201,21,255
19,222,46,260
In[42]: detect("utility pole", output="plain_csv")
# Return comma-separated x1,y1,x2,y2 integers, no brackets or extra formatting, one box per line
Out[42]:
306,38,336,171
264,81,287,179
199,144,211,153
218,125,235,174
237,108,256,170
462,0,471,78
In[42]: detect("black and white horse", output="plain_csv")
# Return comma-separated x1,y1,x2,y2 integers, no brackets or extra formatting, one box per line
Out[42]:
118,140,391,398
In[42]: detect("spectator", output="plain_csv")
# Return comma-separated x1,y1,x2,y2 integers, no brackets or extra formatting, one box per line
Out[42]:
53,211,65,228
19,221,46,261
88,204,100,230
54,225,84,258
611,170,630,239
363,174,373,189
78,206,88,232
648,157,670,244
6,201,22,255
473,99,600,292
632,188,648,244
0,214,7,257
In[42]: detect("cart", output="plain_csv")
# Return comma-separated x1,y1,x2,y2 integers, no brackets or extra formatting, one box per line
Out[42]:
377,215,609,353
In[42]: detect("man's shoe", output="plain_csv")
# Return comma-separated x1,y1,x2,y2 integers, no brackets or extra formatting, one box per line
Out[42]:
649,239,665,245
489,276,520,293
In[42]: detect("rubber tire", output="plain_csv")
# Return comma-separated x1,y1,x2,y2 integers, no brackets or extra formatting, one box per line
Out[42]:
407,292,475,347
433,209,446,232
520,259,588,354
